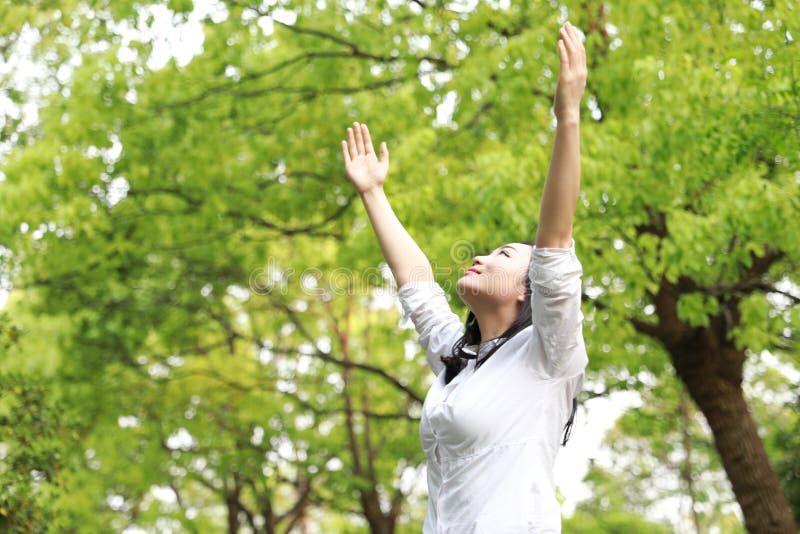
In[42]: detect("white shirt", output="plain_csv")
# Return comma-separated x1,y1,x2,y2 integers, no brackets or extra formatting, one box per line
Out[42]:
398,245,588,533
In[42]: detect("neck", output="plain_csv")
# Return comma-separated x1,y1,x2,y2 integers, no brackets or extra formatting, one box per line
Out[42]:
470,300,520,344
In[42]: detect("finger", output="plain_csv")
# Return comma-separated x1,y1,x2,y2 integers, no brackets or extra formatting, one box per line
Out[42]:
361,123,374,154
353,121,365,154
569,25,586,68
568,23,586,55
560,24,576,54
557,39,569,66
341,140,351,164
347,127,357,158
379,142,389,165
576,27,587,66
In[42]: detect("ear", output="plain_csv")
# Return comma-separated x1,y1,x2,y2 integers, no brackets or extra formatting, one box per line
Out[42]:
516,292,526,303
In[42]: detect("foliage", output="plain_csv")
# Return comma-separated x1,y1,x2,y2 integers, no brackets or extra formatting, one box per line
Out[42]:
0,313,23,354
0,373,78,532
565,498,674,534
0,0,798,531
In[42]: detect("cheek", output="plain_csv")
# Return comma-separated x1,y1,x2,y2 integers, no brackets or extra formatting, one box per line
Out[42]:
488,267,526,295
513,265,530,292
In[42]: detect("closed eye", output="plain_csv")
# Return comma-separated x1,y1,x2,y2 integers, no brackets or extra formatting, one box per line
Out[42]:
500,250,511,257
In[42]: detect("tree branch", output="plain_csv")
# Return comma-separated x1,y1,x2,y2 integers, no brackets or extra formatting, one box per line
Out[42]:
276,304,425,403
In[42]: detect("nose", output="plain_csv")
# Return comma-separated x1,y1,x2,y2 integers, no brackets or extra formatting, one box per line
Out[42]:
472,255,487,266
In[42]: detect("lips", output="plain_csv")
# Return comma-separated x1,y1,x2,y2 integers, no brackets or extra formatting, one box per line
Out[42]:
466,268,481,276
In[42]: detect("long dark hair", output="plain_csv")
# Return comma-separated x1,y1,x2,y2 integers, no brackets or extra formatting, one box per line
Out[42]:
440,240,578,445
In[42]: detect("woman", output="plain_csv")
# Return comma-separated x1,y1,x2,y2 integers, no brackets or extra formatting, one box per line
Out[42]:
341,23,587,534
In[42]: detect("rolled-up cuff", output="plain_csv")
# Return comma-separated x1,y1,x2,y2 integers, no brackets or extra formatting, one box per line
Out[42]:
397,280,446,321
530,241,581,290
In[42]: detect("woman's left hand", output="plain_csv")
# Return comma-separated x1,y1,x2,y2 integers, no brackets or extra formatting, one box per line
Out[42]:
553,22,587,123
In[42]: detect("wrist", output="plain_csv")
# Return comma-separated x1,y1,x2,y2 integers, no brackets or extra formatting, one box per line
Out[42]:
359,186,386,201
555,112,581,126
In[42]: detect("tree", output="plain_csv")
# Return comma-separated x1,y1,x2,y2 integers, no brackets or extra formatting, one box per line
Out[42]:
569,3,799,529
577,369,750,532
1,0,798,531
0,373,78,532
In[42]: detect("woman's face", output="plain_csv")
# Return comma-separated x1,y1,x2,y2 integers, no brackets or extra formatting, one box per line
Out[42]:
456,242,533,305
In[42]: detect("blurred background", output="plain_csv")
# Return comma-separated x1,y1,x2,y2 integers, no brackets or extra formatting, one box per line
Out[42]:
0,0,798,532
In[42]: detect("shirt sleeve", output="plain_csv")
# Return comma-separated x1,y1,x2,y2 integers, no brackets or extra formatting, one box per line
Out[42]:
526,242,589,379
397,281,464,376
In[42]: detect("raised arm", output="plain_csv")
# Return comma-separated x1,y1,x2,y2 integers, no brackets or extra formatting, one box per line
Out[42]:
525,24,589,379
536,22,587,249
341,122,433,287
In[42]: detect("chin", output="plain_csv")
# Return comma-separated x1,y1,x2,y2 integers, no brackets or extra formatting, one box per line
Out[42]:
456,276,480,301
456,276,470,295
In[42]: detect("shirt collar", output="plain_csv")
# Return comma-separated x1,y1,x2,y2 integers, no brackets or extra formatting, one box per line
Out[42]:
462,337,504,358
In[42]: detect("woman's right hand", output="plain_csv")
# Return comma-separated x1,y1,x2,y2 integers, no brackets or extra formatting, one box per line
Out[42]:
342,122,389,195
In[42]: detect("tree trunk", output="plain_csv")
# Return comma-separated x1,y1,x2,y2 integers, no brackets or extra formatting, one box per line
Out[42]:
334,294,397,534
225,476,243,534
643,275,798,533
668,326,796,533
680,367,796,533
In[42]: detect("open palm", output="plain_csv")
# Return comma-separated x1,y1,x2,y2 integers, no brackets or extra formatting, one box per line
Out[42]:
342,122,389,195
553,22,587,122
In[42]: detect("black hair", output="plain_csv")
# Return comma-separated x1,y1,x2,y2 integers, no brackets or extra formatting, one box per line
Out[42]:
439,240,578,446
